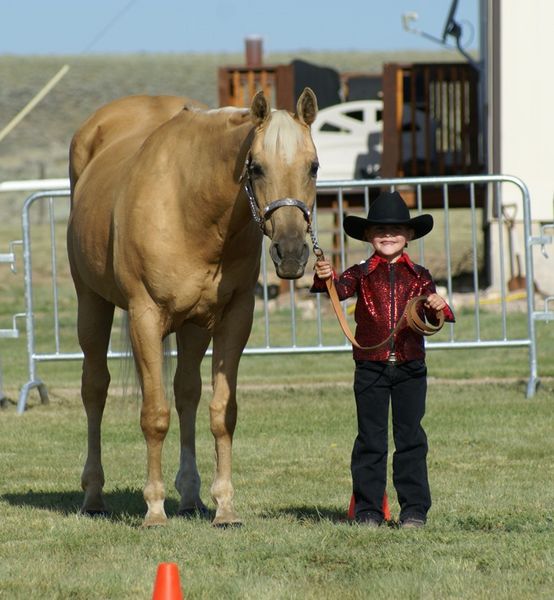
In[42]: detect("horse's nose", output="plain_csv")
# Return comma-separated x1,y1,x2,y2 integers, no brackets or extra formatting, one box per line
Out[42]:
269,239,310,279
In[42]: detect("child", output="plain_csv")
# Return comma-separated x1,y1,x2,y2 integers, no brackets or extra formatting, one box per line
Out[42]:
312,191,455,528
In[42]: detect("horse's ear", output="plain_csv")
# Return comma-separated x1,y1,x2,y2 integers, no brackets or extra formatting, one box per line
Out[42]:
296,87,318,126
250,90,271,125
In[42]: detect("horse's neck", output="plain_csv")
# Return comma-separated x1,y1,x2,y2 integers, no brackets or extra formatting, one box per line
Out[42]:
162,113,256,243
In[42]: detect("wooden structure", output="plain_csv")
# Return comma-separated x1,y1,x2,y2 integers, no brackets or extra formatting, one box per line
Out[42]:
218,61,481,176
381,62,481,179
218,65,382,112
218,64,296,112
218,36,298,112
218,59,483,214
380,62,483,209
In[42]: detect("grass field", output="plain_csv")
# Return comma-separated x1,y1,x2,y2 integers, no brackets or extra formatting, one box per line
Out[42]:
1,249,553,598
1,275,554,598
1,372,553,599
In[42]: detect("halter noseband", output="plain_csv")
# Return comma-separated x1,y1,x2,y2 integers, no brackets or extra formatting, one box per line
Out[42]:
242,156,316,246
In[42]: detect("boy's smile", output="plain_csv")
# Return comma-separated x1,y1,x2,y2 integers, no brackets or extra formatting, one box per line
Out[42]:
365,225,413,262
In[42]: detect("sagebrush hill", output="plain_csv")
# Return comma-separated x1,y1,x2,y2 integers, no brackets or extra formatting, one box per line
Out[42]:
0,50,455,183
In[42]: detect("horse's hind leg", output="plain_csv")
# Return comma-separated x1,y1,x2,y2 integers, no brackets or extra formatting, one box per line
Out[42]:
76,287,115,515
174,323,211,517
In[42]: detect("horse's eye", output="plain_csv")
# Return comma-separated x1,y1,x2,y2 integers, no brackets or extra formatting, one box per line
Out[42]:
310,161,319,178
249,162,264,178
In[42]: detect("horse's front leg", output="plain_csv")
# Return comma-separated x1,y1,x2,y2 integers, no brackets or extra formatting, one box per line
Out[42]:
174,322,212,517
128,300,169,526
210,291,255,526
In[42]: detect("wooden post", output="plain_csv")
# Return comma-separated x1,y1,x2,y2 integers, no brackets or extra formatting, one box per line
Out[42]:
381,63,403,178
275,65,295,111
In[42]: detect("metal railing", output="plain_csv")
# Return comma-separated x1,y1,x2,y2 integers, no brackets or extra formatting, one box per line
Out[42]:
4,174,547,412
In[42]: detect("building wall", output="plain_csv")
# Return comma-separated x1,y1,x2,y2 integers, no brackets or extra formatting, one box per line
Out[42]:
486,0,554,294
495,0,554,223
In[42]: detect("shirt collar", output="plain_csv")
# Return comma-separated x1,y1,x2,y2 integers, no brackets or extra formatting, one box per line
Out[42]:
366,251,417,274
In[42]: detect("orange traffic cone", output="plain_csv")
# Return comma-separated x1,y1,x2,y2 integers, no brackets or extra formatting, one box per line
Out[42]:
382,491,391,521
152,562,184,600
347,491,391,522
347,493,355,519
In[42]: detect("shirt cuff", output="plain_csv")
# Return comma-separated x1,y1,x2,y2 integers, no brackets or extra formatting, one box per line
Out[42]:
425,304,455,323
310,274,329,293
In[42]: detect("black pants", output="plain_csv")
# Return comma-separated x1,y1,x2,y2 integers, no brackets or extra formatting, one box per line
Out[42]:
351,360,431,522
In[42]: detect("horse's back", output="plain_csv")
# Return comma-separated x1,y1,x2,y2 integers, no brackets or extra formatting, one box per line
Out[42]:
69,95,205,191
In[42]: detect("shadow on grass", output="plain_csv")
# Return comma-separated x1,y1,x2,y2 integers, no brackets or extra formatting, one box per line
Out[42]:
0,487,196,522
262,505,348,523
3,491,371,526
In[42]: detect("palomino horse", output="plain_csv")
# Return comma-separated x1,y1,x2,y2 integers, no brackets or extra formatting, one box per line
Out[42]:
67,89,319,526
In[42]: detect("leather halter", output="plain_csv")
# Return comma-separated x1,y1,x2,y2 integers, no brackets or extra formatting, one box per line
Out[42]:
242,156,313,236
313,247,445,351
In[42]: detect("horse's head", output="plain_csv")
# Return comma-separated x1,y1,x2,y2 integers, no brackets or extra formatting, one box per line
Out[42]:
244,88,319,279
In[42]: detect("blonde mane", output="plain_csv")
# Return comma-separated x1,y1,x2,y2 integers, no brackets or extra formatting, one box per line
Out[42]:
204,106,248,115
263,110,303,164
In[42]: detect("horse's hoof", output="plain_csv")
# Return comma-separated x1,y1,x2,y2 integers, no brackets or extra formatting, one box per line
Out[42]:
142,513,168,527
81,508,110,518
211,511,243,528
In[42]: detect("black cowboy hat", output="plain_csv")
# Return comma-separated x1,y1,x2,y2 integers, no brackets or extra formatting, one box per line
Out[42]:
343,191,433,241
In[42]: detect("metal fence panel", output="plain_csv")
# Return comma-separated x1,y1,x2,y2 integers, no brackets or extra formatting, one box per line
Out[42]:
3,174,543,412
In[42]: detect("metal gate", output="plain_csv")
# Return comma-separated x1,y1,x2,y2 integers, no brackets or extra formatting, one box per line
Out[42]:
2,174,551,413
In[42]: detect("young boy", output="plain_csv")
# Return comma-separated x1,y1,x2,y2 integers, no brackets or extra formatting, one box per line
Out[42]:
312,191,455,528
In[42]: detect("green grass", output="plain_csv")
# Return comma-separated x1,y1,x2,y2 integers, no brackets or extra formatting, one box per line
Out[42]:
1,254,553,597
1,380,553,599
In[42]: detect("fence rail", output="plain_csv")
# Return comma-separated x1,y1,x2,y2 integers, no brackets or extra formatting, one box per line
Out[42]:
0,174,547,413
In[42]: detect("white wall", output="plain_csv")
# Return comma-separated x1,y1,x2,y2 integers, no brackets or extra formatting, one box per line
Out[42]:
497,0,554,223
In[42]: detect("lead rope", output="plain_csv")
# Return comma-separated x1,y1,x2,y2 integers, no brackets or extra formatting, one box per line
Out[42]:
307,224,444,351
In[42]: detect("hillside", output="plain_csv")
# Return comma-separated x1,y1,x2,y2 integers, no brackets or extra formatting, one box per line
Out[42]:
0,50,456,183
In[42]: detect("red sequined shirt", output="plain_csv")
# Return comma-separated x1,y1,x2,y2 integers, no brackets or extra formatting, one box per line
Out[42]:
311,252,455,362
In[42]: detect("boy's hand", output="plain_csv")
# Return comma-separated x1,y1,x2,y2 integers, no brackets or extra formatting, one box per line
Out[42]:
314,259,333,280
425,293,447,311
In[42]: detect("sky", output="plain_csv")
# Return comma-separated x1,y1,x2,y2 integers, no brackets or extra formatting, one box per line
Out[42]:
0,0,479,55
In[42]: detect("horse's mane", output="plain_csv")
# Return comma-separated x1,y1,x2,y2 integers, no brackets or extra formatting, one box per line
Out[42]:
200,106,249,116
182,105,302,164
263,110,303,164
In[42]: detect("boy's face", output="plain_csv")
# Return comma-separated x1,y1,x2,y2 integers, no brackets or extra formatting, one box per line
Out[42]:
365,224,414,262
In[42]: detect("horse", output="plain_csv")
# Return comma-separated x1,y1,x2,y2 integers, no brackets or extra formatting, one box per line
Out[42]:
68,94,207,190
67,88,319,526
